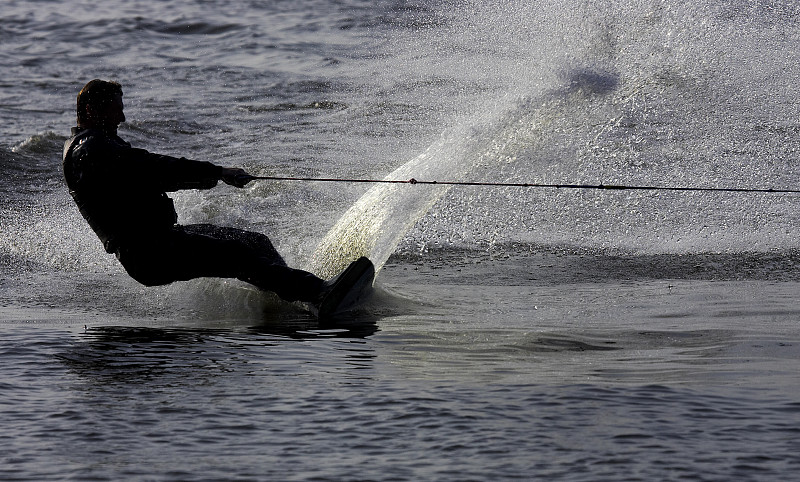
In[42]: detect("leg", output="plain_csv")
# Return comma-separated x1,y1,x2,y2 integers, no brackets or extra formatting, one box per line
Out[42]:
116,225,323,302
181,224,287,267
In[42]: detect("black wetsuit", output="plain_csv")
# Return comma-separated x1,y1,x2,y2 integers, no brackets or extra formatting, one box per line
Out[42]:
62,127,323,301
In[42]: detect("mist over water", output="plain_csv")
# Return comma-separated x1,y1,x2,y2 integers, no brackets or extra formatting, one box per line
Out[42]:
378,0,800,257
296,0,800,278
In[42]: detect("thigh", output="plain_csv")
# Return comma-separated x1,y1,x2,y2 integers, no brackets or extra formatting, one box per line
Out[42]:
181,224,286,266
164,225,282,282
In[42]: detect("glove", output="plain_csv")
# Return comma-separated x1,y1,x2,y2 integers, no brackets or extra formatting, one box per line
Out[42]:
221,167,254,188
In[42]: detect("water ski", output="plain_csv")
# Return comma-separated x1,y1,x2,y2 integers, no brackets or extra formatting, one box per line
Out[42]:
312,257,375,320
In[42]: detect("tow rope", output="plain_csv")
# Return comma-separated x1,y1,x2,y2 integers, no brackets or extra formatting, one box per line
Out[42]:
242,175,800,194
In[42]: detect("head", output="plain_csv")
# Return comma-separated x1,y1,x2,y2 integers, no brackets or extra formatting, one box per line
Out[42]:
76,79,126,132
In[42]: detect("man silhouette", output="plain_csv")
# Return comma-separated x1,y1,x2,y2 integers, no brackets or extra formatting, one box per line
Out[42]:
63,79,327,303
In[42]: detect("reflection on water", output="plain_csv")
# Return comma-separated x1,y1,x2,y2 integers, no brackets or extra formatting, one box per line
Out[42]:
57,322,378,385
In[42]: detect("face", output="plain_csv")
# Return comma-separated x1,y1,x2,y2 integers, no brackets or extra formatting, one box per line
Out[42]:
86,93,126,131
103,94,126,128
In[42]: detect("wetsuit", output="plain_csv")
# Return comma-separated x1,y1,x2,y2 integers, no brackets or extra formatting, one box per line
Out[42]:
62,127,323,302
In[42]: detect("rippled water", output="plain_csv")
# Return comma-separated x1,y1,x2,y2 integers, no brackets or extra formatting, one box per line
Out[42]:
5,273,800,480
3,0,800,479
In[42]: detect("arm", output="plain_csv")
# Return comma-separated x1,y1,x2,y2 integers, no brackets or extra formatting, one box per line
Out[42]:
123,148,252,190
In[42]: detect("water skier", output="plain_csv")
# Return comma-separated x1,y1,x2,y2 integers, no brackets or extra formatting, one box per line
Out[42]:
62,79,333,304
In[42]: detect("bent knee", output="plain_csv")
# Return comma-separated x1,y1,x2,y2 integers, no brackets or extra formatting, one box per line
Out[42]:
122,262,175,287
116,248,176,287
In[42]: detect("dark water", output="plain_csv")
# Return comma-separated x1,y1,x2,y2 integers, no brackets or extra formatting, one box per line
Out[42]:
3,0,800,479
5,273,800,480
